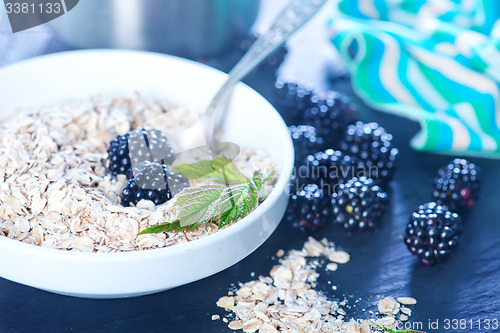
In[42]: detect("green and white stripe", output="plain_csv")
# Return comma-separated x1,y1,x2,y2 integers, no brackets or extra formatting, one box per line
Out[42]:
329,0,500,157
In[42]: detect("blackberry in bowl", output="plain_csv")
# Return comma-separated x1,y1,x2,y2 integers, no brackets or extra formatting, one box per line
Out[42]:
107,128,175,176
432,158,481,212
404,202,462,266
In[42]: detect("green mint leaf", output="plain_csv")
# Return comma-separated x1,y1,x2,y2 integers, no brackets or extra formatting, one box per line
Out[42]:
173,155,248,185
143,170,272,233
175,184,236,227
219,183,256,228
176,176,262,229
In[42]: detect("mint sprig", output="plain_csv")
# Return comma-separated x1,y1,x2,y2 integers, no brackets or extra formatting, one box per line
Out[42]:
140,156,267,234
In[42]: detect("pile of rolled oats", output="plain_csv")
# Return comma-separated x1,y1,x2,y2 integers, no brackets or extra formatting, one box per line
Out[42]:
216,237,417,333
0,95,276,252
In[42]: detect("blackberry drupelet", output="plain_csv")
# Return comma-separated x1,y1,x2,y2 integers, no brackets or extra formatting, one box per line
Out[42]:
300,149,353,195
331,177,388,231
289,125,324,164
288,184,331,231
404,202,462,266
107,128,175,176
121,161,174,207
274,80,314,124
339,121,398,184
301,92,357,146
433,158,481,212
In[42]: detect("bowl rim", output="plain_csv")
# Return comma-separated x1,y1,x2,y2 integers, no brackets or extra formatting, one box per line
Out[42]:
0,49,294,261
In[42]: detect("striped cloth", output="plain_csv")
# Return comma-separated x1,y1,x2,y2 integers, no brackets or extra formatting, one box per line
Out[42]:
328,0,500,157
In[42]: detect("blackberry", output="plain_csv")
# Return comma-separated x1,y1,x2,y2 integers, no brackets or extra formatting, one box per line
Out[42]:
301,92,357,146
241,33,288,71
121,161,174,207
339,121,398,184
107,128,175,176
404,202,462,266
300,149,353,195
432,159,481,212
289,125,324,164
331,177,388,231
288,184,331,231
274,80,314,124
128,128,175,165
163,169,189,196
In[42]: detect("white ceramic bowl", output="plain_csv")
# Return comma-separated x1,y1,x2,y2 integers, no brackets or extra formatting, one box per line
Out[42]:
0,50,294,298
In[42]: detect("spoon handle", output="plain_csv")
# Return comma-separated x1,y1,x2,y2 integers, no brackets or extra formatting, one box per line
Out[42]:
205,0,328,151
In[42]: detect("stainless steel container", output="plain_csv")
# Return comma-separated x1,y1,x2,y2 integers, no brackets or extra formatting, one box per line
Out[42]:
50,0,260,58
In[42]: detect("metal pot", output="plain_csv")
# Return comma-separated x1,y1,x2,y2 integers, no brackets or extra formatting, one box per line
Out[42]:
50,0,260,58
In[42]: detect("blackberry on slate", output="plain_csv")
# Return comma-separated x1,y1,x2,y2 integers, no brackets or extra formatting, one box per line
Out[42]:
300,149,353,194
288,184,331,231
339,121,398,184
301,92,357,146
331,177,388,231
289,125,324,164
107,128,175,176
121,161,173,207
433,158,481,212
274,80,314,124
404,202,462,266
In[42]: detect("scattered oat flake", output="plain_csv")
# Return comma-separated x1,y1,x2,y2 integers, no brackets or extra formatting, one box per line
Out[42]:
228,320,244,330
400,314,409,321
276,249,285,258
328,251,350,264
400,307,412,316
326,263,338,272
259,322,278,333
378,296,398,316
211,315,220,321
216,296,235,311
242,318,262,332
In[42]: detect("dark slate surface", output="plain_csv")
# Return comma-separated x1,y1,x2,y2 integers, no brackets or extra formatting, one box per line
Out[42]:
0,3,499,333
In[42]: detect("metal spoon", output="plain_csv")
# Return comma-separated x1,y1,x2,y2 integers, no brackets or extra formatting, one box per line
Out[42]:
203,0,328,152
